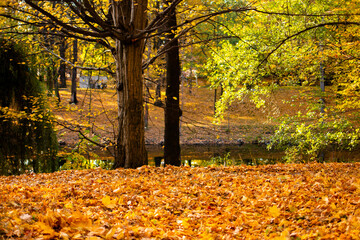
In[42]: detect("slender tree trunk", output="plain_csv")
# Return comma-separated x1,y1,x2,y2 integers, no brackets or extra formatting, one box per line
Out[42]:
59,37,67,88
188,66,193,94
112,0,148,169
164,4,181,166
48,1,60,102
319,37,325,162
144,82,149,129
53,65,61,102
46,66,53,95
154,79,163,106
214,88,217,115
70,39,78,104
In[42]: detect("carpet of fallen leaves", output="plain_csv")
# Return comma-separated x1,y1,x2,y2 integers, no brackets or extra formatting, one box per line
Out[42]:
1,163,360,239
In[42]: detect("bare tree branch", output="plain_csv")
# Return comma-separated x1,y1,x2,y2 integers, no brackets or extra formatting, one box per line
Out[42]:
40,44,115,75
24,0,111,39
253,8,360,17
259,21,360,67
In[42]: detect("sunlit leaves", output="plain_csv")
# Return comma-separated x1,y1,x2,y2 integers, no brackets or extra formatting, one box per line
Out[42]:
203,0,360,161
268,112,360,162
205,0,360,114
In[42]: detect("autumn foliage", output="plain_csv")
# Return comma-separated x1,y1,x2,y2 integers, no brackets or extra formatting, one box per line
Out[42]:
1,163,360,239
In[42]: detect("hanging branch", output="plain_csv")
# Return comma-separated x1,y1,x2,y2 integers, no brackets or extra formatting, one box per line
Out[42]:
258,21,360,67
40,45,115,75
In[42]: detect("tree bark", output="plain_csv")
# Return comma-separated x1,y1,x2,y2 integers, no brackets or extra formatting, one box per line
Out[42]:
154,79,164,107
70,39,78,104
53,65,61,102
112,0,148,169
144,82,149,129
59,37,67,88
45,63,53,95
164,4,181,166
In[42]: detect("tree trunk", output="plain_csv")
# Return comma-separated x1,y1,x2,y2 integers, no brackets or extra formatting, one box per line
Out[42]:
214,88,217,115
154,79,163,107
144,82,149,129
70,39,78,104
188,66,193,95
53,65,61,102
112,0,148,169
164,4,181,166
59,37,67,88
46,66,53,95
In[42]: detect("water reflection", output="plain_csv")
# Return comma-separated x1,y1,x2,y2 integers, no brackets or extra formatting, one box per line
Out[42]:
61,144,360,169
147,144,284,166
148,144,360,166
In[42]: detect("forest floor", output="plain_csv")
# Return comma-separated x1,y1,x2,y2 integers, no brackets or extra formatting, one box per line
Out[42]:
54,80,313,148
1,163,360,239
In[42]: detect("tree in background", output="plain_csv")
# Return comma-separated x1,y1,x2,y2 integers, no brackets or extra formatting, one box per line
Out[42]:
205,0,360,161
58,36,67,89
163,0,181,166
5,0,354,167
0,0,256,168
70,38,78,104
0,39,58,175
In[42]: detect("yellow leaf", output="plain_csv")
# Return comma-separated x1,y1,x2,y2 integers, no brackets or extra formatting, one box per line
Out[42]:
96,179,104,183
273,229,290,240
269,205,280,218
64,201,73,209
330,203,337,210
102,195,116,209
36,222,56,237
106,227,117,239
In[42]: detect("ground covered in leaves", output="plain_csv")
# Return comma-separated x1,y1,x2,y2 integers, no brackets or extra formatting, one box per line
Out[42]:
56,86,306,147
1,163,360,239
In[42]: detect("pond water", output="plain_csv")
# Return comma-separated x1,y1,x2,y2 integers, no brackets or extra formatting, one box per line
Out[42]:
147,144,284,166
60,144,360,168
146,144,360,166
